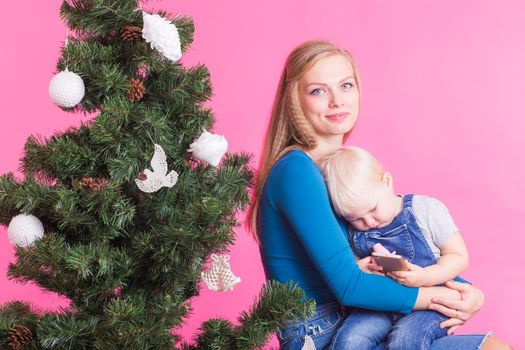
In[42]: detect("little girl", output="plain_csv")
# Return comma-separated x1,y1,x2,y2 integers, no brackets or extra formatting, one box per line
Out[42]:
320,146,470,350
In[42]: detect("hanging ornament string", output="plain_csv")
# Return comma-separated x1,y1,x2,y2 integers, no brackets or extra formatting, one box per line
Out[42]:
48,29,86,108
64,29,69,71
146,130,155,144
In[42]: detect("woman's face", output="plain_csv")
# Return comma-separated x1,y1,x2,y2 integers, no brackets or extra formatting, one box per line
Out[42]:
298,54,360,144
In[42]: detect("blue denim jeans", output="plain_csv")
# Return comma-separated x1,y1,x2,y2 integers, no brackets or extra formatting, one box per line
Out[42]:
330,309,447,350
277,302,490,350
277,302,345,349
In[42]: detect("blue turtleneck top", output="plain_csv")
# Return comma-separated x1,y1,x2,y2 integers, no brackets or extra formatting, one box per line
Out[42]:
257,150,418,314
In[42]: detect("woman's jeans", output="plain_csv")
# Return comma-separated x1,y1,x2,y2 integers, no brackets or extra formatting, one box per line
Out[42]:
330,308,447,350
277,302,345,349
277,302,490,350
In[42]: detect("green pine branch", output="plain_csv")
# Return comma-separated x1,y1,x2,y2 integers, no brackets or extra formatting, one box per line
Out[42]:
184,281,315,350
0,1,306,348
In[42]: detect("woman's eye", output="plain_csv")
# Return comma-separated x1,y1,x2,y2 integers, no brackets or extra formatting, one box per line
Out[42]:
310,88,325,96
342,82,353,89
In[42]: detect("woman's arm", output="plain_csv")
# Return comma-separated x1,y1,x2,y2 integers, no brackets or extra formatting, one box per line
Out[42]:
271,153,418,313
413,285,461,309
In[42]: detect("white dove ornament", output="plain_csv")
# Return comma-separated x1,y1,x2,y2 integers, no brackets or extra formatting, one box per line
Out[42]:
135,144,178,193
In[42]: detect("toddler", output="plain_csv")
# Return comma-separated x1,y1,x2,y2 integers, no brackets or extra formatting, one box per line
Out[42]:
320,146,470,350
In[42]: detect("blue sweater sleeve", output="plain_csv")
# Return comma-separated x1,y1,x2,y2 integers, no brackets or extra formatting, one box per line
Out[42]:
269,152,418,313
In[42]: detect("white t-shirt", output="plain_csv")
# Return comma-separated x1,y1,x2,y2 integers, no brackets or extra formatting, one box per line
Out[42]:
411,195,459,259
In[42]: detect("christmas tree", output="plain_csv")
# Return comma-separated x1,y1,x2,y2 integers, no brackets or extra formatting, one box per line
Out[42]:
0,1,313,349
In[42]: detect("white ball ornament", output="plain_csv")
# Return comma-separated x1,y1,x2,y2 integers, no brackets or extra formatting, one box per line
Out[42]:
188,131,228,167
142,12,182,62
7,214,45,248
49,69,85,108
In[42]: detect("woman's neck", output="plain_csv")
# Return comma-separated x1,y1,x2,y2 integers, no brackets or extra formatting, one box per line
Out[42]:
305,136,344,164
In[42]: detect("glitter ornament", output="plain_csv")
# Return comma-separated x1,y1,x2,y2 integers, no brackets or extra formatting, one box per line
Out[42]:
142,12,182,62
188,131,228,167
7,214,45,248
201,254,241,292
135,144,178,193
48,69,85,108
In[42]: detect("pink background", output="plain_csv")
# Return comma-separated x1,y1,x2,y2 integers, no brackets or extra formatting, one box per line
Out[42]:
1,1,524,348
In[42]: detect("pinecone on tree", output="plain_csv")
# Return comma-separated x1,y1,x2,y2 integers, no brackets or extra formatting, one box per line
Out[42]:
79,177,109,192
121,25,142,42
128,78,145,101
7,324,33,350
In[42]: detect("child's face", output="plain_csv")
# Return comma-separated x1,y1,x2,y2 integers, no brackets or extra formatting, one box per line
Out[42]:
343,175,401,231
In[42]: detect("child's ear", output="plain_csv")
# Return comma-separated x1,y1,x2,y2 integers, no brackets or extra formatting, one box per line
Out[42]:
382,172,393,188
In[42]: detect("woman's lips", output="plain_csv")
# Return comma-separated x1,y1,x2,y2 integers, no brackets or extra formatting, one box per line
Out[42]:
325,112,349,121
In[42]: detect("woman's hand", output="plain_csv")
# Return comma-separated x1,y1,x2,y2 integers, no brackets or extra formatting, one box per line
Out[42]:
428,280,485,335
356,256,384,275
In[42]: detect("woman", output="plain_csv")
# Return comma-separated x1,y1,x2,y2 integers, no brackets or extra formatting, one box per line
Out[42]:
246,41,510,349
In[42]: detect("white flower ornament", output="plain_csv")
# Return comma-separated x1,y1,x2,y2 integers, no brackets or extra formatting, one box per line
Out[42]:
188,131,228,167
142,12,182,62
135,144,178,193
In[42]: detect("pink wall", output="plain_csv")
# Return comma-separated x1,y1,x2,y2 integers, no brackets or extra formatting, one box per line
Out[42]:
1,1,523,348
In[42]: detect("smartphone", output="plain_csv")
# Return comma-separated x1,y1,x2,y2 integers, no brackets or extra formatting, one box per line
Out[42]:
371,252,409,273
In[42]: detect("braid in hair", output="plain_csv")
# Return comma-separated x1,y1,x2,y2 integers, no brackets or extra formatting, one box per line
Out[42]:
287,82,317,149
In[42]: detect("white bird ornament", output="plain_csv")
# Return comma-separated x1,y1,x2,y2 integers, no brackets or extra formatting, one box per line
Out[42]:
135,144,178,193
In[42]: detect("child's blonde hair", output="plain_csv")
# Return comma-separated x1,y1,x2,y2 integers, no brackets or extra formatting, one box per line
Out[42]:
320,147,385,217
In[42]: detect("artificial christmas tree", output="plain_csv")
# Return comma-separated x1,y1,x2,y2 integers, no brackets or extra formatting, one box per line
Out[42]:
0,1,313,349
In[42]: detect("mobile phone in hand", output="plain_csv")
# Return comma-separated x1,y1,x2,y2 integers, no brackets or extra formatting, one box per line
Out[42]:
371,252,409,273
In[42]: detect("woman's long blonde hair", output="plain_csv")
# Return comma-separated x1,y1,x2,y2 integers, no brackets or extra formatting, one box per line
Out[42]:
246,40,361,241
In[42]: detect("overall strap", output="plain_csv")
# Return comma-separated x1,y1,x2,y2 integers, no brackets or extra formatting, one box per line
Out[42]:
402,194,414,208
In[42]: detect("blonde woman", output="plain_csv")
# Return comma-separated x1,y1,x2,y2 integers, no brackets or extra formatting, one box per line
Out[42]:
247,41,510,349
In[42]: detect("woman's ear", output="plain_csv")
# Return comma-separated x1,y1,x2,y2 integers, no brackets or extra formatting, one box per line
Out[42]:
382,172,393,188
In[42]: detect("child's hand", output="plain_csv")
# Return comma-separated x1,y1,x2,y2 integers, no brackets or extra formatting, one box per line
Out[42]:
387,262,428,287
357,256,384,276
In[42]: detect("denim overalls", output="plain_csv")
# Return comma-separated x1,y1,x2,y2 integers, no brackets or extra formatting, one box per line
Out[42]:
351,194,437,268
337,194,463,350
351,194,467,284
